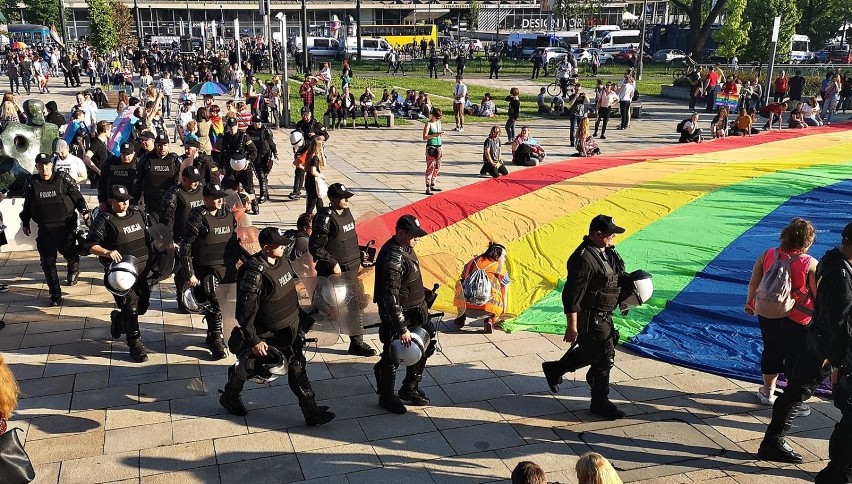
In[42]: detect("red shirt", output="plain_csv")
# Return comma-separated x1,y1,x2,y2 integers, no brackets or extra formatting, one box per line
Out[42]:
774,76,789,93
707,70,719,87
766,103,785,115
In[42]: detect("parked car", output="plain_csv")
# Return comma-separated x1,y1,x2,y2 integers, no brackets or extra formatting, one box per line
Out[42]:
460,37,484,51
532,46,572,64
652,48,687,64
613,48,652,64
813,49,832,63
572,48,614,65
829,47,852,64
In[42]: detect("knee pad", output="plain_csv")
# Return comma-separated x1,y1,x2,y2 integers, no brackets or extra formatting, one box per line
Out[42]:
423,340,437,359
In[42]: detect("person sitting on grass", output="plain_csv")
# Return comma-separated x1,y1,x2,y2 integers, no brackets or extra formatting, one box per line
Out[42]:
551,95,566,115
512,126,547,166
537,87,552,115
788,102,808,129
480,93,497,117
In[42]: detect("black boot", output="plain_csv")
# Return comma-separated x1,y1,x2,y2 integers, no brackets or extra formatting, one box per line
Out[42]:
261,175,271,202
219,365,248,416
126,332,148,363
42,262,62,306
66,257,80,286
348,334,377,357
204,312,228,360
588,370,624,420
257,176,268,204
398,357,430,406
758,436,803,463
109,310,123,339
589,396,625,420
815,462,852,483
542,361,564,393
375,361,406,414
289,361,335,426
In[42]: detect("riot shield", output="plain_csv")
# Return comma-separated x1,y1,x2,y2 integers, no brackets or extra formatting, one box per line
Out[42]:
236,226,260,257
301,274,344,348
147,223,178,284
355,211,392,267
218,279,239,344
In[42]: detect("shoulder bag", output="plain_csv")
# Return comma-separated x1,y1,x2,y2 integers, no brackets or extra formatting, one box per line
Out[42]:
0,427,35,484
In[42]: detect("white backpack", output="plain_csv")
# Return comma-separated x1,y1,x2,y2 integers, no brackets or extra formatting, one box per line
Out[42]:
754,249,803,319
462,260,499,306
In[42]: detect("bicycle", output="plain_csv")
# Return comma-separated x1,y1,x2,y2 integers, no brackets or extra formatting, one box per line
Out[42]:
672,56,700,81
546,76,577,98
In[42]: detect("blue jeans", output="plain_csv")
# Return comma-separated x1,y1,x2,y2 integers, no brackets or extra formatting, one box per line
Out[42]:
570,115,583,145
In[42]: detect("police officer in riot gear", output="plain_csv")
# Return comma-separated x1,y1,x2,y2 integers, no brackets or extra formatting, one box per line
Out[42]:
20,153,90,306
289,106,329,200
759,223,852,474
309,183,376,357
180,138,218,184
219,227,336,427
542,215,629,420
98,142,138,211
133,133,181,225
220,117,258,169
373,215,437,414
133,129,156,160
181,183,241,359
245,115,278,203
86,185,153,362
161,166,205,309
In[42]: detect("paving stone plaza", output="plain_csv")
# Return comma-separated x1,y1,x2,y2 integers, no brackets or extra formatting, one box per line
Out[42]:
0,76,839,483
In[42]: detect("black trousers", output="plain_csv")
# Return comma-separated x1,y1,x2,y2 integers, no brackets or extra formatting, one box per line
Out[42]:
594,107,611,135
111,266,152,337
551,312,618,399
481,161,508,178
377,302,436,369
36,224,78,296
619,100,631,128
489,66,499,79
818,373,852,482
758,315,809,376
305,174,324,214
292,167,305,195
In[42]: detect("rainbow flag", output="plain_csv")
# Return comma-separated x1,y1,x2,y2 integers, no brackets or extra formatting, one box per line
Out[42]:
356,126,852,386
715,92,740,111
210,114,224,152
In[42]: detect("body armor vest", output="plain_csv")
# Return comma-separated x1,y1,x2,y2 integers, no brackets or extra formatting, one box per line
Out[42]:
580,246,622,313
193,208,238,268
323,208,361,272
105,209,148,266
143,154,178,212
256,257,300,331
30,175,74,227
107,161,137,196
174,188,204,239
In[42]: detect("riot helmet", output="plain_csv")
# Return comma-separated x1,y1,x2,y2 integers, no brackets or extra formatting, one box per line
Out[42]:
104,255,139,296
234,346,288,384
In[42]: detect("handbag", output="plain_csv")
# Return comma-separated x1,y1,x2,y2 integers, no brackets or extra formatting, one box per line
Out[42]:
0,428,36,484
316,177,328,198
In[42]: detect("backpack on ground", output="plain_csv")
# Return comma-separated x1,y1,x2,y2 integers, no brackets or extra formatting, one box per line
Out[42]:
462,259,499,306
754,249,803,319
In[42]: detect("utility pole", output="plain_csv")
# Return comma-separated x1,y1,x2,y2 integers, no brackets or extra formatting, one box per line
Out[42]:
301,0,308,74
637,0,648,80
764,15,781,106
356,0,362,60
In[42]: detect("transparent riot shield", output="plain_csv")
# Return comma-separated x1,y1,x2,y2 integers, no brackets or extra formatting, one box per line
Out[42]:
236,226,260,257
224,189,250,227
147,223,177,284
301,274,344,348
218,278,239,344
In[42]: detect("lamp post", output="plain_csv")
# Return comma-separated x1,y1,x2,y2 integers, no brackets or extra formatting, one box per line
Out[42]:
637,0,648,80
276,12,290,128
764,15,781,106
149,6,154,36
59,0,68,44
235,18,242,68
301,0,308,74
356,0,362,60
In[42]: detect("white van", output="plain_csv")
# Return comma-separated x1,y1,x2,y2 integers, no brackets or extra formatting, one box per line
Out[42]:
508,32,571,57
293,36,341,58
790,34,813,63
596,30,642,53
552,31,582,49
342,37,393,61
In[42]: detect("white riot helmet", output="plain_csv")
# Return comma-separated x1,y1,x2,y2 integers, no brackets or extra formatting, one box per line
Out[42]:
390,326,431,367
230,152,248,171
234,346,288,384
181,283,211,313
289,130,305,150
619,270,654,308
105,255,139,296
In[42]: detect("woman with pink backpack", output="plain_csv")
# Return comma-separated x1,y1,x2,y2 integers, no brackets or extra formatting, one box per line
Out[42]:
744,218,818,414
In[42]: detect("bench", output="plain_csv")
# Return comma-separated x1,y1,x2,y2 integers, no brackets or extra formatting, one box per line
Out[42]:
323,111,394,128
376,111,394,127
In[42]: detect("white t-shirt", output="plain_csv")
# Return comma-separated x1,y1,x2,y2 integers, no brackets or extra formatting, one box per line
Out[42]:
54,154,88,182
159,78,174,97
453,83,467,104
599,91,617,108
619,82,635,102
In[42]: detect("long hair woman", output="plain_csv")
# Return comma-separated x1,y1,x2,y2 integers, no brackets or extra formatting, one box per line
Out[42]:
304,137,327,214
575,116,600,157
576,452,622,484
422,107,443,195
0,354,20,435
745,217,817,413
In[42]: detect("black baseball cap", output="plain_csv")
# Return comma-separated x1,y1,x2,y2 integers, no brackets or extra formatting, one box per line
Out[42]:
183,138,200,149
202,183,228,199
842,223,852,241
301,106,311,115
35,153,52,164
138,130,155,140
589,215,625,235
109,185,132,202
120,142,135,155
226,117,238,127
182,166,203,182
396,214,428,237
259,227,289,246
154,133,169,145
327,183,355,200
252,115,262,123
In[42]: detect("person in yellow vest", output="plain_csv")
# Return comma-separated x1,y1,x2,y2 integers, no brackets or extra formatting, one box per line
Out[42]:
454,242,510,333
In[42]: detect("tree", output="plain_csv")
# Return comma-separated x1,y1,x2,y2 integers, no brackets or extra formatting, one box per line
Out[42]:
713,0,750,58
552,0,606,30
468,0,480,34
110,0,135,49
0,0,21,23
742,0,801,62
797,0,846,47
27,0,61,28
87,0,117,55
668,0,732,58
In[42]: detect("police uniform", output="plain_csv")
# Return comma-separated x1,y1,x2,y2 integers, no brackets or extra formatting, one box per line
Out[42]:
373,215,437,414
219,227,336,427
289,110,329,200
161,166,205,308
20,154,89,305
760,226,852,472
98,143,138,207
182,139,219,184
181,183,241,359
245,116,277,203
133,134,181,225
309,183,376,357
542,215,628,420
85,185,153,363
133,129,155,160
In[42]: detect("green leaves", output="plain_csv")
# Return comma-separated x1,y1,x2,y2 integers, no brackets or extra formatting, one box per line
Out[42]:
713,0,751,58
87,0,117,55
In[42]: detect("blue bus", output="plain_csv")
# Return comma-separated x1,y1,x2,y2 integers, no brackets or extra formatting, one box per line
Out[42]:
7,24,55,46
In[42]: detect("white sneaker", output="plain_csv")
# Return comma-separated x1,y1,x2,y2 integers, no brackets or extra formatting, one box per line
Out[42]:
757,387,776,405
791,402,811,418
